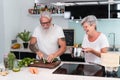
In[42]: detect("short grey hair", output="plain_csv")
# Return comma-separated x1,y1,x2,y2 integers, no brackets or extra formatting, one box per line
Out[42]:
40,11,52,20
81,15,97,26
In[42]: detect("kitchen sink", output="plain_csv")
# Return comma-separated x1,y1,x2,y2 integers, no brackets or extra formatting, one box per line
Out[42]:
108,47,119,52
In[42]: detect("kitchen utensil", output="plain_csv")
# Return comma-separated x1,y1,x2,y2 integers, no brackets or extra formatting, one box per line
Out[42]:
29,60,61,69
71,47,82,58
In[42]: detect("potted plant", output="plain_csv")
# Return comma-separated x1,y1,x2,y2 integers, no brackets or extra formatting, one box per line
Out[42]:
17,30,31,48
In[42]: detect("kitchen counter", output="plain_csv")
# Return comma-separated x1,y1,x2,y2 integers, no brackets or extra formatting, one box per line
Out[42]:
0,61,120,80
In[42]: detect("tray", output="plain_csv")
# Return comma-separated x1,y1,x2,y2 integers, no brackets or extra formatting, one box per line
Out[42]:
29,60,61,69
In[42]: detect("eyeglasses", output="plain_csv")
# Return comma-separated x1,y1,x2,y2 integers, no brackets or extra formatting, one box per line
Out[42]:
40,21,51,25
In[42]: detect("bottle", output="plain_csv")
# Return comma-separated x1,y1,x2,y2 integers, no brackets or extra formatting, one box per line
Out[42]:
33,3,37,14
49,6,53,13
57,6,60,14
3,54,9,70
44,5,48,11
52,7,55,14
36,3,40,14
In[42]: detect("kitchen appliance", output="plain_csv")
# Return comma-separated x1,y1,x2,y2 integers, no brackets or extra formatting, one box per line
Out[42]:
63,29,74,46
65,4,108,19
53,63,120,78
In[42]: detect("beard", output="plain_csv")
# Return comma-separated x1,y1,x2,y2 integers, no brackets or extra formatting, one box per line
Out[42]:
41,25,53,34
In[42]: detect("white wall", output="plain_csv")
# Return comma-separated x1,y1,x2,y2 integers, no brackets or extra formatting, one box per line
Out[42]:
3,0,22,53
0,0,5,62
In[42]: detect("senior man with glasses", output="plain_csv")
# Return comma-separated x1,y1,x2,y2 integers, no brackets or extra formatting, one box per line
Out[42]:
29,11,66,63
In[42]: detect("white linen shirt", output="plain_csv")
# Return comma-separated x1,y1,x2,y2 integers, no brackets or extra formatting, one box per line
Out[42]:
82,33,109,64
32,24,65,58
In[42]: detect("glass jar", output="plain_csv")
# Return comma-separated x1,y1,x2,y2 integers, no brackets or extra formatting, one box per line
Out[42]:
12,60,20,72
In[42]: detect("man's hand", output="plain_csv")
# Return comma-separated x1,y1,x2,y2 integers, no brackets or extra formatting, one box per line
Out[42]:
47,54,56,63
36,52,44,59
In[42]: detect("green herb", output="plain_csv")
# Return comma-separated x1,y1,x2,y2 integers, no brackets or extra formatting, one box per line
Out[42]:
8,52,16,70
52,58,58,62
42,58,48,64
42,58,58,64
18,58,35,67
8,52,16,60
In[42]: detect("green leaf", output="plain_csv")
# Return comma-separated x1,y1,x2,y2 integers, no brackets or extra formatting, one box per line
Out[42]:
8,52,16,60
18,57,35,67
17,30,31,42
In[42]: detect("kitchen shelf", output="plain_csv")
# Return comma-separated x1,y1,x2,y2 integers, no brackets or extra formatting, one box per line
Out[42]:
11,48,32,53
11,48,36,59
28,13,64,17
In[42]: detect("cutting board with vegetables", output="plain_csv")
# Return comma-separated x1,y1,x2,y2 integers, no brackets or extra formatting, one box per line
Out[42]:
29,59,61,69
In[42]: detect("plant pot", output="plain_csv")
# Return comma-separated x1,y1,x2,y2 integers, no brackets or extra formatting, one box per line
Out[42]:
23,43,28,48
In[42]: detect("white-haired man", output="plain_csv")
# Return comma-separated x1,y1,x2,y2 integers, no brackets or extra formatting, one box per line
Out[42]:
29,11,66,62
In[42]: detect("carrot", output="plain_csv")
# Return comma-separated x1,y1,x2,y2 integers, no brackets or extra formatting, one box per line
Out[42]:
29,67,39,74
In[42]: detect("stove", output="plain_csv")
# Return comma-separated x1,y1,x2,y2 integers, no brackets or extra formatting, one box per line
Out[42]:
53,63,120,78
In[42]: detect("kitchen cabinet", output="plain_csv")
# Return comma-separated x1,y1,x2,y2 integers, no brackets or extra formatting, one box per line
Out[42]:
65,4,108,19
10,48,84,62
60,54,85,62
10,49,36,59
65,4,120,19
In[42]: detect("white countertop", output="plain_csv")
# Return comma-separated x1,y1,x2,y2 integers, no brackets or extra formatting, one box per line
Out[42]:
0,61,120,80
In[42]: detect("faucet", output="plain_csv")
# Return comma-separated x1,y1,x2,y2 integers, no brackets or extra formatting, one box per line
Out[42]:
108,33,116,51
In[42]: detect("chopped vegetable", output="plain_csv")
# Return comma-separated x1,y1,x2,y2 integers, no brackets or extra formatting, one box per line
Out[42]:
42,58,58,64
18,58,35,67
29,67,39,74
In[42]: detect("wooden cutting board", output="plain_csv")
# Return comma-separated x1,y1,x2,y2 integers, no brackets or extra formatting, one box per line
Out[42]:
29,60,61,69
